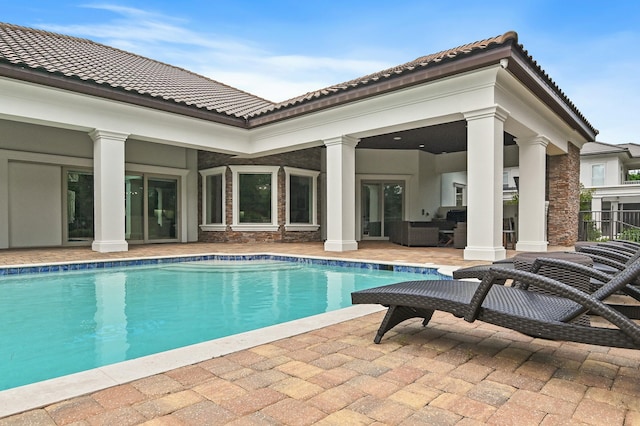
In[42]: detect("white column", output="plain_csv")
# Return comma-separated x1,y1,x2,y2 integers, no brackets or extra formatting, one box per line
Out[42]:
324,136,359,251
90,129,129,252
592,197,603,235
463,106,509,261
0,155,8,249
515,136,549,252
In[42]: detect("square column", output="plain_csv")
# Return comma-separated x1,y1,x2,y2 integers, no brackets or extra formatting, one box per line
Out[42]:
515,136,549,252
463,106,509,261
0,156,8,249
323,136,359,252
90,129,129,253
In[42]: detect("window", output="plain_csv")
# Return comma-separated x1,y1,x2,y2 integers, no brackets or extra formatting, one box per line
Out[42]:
285,167,320,231
454,183,466,207
503,171,509,189
230,165,279,231
592,164,605,186
199,167,226,231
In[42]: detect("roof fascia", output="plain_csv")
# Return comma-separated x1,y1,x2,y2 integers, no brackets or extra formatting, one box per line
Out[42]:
0,61,248,128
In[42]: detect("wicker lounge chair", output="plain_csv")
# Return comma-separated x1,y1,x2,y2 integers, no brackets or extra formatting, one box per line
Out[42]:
351,259,640,348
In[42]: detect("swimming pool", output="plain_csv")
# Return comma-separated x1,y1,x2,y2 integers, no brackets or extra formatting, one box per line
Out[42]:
0,255,446,391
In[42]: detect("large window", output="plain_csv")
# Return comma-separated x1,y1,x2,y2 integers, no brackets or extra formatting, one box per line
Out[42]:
592,164,605,186
284,167,320,231
199,167,226,231
230,166,279,231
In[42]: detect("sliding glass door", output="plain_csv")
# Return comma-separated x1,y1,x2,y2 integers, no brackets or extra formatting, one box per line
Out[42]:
361,181,404,239
147,177,178,240
64,171,179,244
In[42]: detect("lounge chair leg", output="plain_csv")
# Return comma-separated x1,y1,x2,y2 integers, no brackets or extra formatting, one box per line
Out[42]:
374,305,435,343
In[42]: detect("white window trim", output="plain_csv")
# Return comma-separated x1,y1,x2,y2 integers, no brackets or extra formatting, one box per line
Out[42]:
284,167,320,231
199,166,226,231
229,165,279,231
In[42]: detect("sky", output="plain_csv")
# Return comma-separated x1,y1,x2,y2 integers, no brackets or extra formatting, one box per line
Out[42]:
3,1,639,144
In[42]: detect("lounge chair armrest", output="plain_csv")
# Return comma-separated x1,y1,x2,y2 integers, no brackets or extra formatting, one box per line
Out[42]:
530,257,614,283
575,253,626,271
576,246,631,263
464,266,537,322
464,266,640,344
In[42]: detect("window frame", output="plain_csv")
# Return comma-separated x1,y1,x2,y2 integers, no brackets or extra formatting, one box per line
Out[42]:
284,167,320,231
199,166,226,231
230,165,279,231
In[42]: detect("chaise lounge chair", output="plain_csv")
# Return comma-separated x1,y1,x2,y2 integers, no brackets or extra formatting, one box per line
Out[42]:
351,259,640,348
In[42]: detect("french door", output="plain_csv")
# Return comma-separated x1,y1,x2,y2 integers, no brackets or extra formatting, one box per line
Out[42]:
361,181,404,239
65,170,179,244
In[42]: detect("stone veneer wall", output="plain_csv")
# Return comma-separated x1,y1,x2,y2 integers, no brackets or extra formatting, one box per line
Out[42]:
197,147,323,243
547,142,580,246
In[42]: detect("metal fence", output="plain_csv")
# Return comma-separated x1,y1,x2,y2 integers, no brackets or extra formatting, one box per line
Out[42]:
578,210,640,241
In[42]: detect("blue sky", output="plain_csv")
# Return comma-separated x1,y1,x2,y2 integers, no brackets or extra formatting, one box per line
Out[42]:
3,1,639,144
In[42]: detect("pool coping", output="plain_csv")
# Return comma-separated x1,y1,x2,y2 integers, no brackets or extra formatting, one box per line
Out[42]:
0,252,459,418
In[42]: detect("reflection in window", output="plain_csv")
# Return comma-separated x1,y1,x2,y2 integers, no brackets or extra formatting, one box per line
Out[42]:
592,164,605,186
67,171,94,242
206,174,223,224
290,175,312,223
147,178,178,240
239,173,272,223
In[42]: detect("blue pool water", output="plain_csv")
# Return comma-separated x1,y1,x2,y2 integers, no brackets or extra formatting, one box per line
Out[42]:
0,257,445,390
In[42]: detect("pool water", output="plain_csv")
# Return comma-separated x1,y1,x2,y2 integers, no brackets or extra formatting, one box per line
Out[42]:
0,259,443,390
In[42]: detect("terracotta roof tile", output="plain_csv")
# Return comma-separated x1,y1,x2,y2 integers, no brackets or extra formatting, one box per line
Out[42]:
0,22,274,118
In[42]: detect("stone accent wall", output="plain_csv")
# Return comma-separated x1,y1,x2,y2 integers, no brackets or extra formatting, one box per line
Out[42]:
547,142,580,246
197,147,323,243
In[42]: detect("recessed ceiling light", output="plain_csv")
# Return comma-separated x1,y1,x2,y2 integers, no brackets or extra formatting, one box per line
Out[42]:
393,136,402,140
418,144,425,148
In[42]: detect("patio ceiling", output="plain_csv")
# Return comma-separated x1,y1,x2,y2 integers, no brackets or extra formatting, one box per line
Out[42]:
357,120,517,154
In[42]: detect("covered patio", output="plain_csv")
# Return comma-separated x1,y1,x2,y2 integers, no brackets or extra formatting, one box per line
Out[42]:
0,27,597,262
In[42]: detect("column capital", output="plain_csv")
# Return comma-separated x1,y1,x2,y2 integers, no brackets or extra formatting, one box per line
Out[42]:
89,129,130,143
515,135,550,148
323,135,360,148
463,105,510,123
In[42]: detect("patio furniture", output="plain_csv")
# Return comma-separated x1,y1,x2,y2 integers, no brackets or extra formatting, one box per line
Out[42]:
351,258,640,348
453,222,467,249
389,221,440,247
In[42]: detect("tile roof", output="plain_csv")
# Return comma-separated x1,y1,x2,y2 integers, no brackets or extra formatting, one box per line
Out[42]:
0,22,275,118
581,141,630,156
266,31,520,113
0,22,595,138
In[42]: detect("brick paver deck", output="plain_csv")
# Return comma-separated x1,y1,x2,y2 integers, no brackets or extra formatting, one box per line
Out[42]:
1,242,639,425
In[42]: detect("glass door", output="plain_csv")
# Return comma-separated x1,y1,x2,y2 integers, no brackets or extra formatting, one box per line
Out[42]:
361,181,404,239
147,177,178,241
66,170,94,243
125,175,144,241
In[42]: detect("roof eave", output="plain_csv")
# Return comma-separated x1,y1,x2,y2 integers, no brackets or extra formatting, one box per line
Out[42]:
0,61,248,128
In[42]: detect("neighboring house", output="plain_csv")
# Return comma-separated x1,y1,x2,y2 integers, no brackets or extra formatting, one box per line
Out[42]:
580,141,640,211
0,24,597,261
